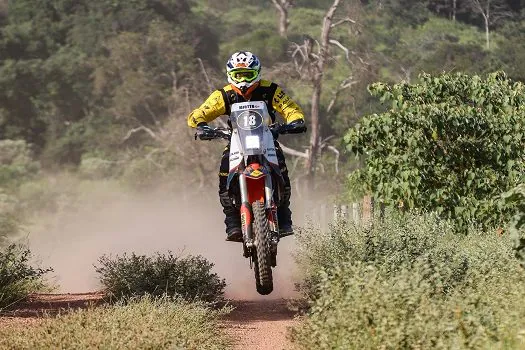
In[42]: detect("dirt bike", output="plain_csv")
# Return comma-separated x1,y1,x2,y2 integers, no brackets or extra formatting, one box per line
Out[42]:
195,101,304,295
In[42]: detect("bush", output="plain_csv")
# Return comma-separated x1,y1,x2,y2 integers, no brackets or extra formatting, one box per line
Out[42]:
0,244,53,309
0,296,232,349
291,213,525,349
345,71,525,231
95,252,226,304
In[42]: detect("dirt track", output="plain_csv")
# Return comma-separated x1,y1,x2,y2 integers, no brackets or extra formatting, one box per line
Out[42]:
0,293,297,349
223,299,296,350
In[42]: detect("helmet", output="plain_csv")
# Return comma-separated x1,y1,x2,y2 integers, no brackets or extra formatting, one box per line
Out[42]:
226,51,261,94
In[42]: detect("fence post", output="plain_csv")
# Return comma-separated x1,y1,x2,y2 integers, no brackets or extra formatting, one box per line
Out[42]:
352,202,359,225
341,204,348,221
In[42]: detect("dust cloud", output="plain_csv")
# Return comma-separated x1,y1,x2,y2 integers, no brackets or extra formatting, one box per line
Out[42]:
26,186,305,300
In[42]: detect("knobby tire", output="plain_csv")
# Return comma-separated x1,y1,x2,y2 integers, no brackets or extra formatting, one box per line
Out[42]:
252,200,273,295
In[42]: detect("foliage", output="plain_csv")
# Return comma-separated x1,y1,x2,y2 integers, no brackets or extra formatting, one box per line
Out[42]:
0,140,39,188
291,213,525,349
0,0,218,161
0,296,232,349
345,71,525,231
0,0,524,187
0,244,53,309
95,251,226,304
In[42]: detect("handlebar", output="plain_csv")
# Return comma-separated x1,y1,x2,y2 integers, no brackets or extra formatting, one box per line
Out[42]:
195,127,231,141
195,122,306,141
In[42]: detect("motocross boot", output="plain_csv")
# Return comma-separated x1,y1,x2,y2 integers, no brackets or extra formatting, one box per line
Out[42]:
219,192,243,242
278,186,294,237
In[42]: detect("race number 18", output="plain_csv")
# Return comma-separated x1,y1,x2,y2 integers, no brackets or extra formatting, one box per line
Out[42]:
244,114,257,127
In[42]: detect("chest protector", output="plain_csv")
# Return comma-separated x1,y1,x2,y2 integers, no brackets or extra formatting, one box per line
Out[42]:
220,83,279,123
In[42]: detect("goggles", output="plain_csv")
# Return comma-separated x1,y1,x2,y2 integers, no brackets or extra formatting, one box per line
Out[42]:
228,69,259,83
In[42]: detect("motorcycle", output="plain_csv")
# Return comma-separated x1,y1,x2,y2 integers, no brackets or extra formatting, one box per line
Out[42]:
195,101,304,295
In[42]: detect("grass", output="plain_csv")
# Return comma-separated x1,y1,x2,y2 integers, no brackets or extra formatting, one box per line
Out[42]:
0,296,232,350
290,212,525,349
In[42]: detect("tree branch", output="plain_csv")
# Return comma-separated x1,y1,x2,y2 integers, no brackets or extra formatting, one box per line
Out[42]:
331,17,357,28
327,76,358,113
279,141,309,159
122,126,160,142
197,58,213,93
329,39,351,63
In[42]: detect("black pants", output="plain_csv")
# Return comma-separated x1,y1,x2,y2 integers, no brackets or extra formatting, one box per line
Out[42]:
218,141,293,228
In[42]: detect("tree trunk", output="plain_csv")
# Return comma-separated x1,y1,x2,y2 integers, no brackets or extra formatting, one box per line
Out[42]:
271,0,290,38
452,0,456,21
484,15,490,49
278,7,288,37
305,0,341,188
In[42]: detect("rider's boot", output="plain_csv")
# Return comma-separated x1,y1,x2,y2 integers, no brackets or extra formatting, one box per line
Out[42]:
278,186,294,237
220,192,243,242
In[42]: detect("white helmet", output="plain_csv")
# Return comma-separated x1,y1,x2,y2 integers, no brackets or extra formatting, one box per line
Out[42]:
226,51,261,93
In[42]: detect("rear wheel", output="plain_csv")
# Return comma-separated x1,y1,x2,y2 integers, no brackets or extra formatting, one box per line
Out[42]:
252,200,273,295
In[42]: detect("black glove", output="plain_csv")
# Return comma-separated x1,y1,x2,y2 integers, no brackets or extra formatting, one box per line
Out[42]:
270,124,281,140
195,122,213,140
281,119,307,134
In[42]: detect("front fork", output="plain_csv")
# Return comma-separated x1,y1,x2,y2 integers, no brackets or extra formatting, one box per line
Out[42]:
239,172,279,259
239,174,254,249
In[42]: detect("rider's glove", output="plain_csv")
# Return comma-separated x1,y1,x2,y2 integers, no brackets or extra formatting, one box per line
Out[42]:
270,124,281,140
282,119,307,134
195,122,213,140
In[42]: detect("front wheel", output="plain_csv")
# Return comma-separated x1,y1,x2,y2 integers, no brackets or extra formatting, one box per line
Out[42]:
252,200,273,295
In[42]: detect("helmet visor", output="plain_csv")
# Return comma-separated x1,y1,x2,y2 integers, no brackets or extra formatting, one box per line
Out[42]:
229,69,259,83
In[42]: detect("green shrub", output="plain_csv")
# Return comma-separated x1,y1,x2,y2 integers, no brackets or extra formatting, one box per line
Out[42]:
0,244,53,309
95,252,226,304
345,71,525,231
0,296,232,349
291,213,525,349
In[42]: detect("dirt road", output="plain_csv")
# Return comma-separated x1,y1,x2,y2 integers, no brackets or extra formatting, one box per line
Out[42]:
223,299,297,350
0,294,297,349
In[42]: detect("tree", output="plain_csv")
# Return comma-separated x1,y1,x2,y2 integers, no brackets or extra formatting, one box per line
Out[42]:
429,0,459,21
345,71,525,231
468,0,513,49
291,0,359,188
270,0,293,38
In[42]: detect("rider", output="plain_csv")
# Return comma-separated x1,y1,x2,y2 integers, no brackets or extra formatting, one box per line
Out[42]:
187,51,306,242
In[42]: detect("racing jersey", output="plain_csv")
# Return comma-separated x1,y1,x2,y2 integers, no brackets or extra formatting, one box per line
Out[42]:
187,80,304,128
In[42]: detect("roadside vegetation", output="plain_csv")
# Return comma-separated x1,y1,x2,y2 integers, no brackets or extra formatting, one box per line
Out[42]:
290,69,525,348
0,244,53,310
0,296,231,349
95,252,226,304
1,1,525,348
291,213,525,349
